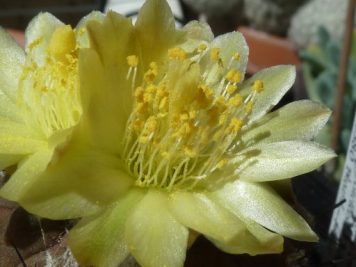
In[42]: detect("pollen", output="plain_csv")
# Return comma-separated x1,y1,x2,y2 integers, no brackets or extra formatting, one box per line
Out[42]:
123,45,261,191
225,69,241,83
252,79,264,92
210,48,220,61
233,52,240,61
127,55,139,67
168,47,187,60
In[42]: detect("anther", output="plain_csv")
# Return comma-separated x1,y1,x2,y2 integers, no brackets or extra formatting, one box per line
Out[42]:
168,47,187,60
252,80,264,93
127,55,139,67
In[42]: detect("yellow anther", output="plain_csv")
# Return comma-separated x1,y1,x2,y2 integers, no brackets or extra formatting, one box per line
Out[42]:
233,52,240,61
134,86,144,99
132,119,144,133
146,84,157,94
226,118,243,134
252,80,264,93
146,116,158,132
245,101,254,114
228,94,243,107
28,37,43,50
217,159,227,169
178,122,191,137
149,62,158,73
48,25,76,64
143,92,154,103
168,47,187,60
201,84,214,99
180,113,189,121
198,43,208,53
144,69,156,83
210,48,220,61
135,103,146,114
216,95,226,106
225,69,241,83
159,97,168,111
219,114,227,125
127,55,139,67
226,84,238,94
189,110,197,119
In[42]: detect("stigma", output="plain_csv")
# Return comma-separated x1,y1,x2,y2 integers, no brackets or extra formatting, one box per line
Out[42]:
123,45,264,191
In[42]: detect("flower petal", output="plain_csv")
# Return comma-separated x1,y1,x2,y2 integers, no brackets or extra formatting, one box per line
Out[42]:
0,94,22,122
18,136,134,219
83,14,136,153
237,140,336,182
0,149,53,201
75,11,105,49
0,27,25,101
126,190,188,267
180,20,213,52
202,31,249,87
242,100,331,144
214,180,318,241
241,65,296,123
25,12,63,64
209,219,284,255
69,188,145,267
169,191,245,242
135,0,185,67
0,134,46,155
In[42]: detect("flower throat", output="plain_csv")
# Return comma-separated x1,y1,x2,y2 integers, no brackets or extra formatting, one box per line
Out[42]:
123,45,264,191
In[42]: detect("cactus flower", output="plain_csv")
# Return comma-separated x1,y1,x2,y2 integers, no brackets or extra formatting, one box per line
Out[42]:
3,0,335,267
0,13,86,200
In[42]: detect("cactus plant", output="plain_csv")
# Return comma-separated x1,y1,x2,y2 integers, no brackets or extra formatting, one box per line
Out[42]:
289,0,351,48
301,27,356,180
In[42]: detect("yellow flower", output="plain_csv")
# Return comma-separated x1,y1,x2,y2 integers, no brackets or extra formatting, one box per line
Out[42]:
9,1,335,267
0,12,101,201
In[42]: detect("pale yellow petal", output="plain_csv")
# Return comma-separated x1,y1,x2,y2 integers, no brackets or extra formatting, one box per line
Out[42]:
180,20,213,53
237,140,335,182
24,12,63,64
135,0,186,67
19,138,133,219
169,191,245,242
75,11,105,49
0,94,22,122
126,190,188,267
241,65,296,123
0,27,25,101
69,189,145,267
242,100,331,144
0,149,53,201
0,134,46,155
214,180,318,241
202,31,249,87
0,154,21,170
209,219,283,255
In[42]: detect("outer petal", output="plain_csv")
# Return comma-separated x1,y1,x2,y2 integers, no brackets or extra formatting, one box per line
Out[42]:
0,94,22,122
0,27,25,101
209,219,284,255
242,100,331,144
135,0,186,67
237,140,335,182
0,149,53,200
180,20,213,53
18,135,133,219
69,188,145,267
169,191,245,242
75,11,105,49
0,134,46,155
214,180,318,241
240,65,296,124
84,13,136,153
25,12,63,64
202,32,249,87
126,190,188,267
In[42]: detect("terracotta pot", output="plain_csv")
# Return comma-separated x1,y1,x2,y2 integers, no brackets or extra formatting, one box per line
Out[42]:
6,29,25,47
238,26,300,74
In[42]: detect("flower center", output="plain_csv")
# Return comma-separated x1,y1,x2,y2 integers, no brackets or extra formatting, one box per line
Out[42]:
123,45,263,191
18,25,81,139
